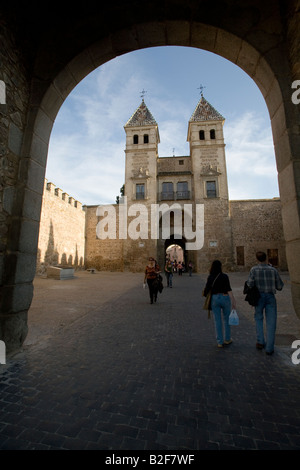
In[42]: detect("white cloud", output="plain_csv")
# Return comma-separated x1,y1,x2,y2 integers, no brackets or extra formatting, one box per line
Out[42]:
224,112,279,199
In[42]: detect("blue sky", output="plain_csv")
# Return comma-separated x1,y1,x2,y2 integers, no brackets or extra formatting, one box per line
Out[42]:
46,46,279,205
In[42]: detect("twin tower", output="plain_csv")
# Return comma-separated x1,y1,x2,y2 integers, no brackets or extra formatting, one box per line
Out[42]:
121,95,232,272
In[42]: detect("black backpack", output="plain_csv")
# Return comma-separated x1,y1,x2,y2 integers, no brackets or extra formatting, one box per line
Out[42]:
243,282,260,306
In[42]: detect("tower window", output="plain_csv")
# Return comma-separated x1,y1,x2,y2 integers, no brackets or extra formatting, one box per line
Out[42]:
136,183,145,200
206,180,217,198
210,129,216,139
133,134,139,144
143,134,149,143
199,130,205,140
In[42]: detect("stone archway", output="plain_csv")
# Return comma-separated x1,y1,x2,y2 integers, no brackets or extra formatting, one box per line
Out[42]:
165,238,186,264
1,2,299,352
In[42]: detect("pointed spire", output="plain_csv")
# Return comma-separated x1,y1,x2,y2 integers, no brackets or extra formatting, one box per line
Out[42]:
125,100,157,127
190,96,224,122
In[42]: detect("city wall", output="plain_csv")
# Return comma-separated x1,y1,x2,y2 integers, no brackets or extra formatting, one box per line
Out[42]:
230,198,287,270
36,180,86,274
36,182,287,274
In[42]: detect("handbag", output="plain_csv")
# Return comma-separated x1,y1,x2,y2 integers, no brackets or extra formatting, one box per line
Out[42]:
203,291,212,310
229,309,239,326
203,273,220,318
243,281,260,306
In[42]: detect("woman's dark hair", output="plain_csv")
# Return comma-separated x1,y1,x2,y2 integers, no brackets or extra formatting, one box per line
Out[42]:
209,259,222,275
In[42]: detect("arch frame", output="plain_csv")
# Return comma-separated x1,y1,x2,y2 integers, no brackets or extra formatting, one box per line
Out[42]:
1,12,300,352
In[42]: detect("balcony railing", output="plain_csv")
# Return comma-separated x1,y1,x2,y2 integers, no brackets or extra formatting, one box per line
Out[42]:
161,191,175,200
160,191,190,201
176,190,190,200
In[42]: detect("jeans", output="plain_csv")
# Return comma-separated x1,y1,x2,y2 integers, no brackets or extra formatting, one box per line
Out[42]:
254,292,277,353
211,294,231,345
165,272,173,287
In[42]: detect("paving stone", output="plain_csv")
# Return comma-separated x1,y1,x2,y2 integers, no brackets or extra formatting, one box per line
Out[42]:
0,271,300,450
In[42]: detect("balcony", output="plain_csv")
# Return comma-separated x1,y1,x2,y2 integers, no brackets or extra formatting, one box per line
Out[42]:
161,191,175,200
176,190,190,200
160,191,190,201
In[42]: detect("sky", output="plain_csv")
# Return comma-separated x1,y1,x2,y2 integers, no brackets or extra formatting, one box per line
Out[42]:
46,46,279,206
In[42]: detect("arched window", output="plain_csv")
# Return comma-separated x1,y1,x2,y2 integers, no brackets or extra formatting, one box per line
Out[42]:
210,129,216,139
133,134,139,144
143,134,149,143
199,130,205,140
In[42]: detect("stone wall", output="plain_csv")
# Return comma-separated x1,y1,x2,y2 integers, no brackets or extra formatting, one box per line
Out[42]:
0,21,30,287
84,204,124,272
36,180,86,274
230,198,287,270
83,198,287,273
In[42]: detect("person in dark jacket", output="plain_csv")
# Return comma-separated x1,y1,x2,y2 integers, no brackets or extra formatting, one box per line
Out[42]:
204,260,237,348
144,257,161,304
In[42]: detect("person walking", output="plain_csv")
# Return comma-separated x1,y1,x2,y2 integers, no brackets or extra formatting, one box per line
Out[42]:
188,261,193,277
144,257,161,304
246,251,284,355
203,260,237,348
178,262,183,276
164,259,173,288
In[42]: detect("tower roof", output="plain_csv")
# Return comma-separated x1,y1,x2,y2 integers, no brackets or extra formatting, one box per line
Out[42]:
189,96,224,122
124,100,157,127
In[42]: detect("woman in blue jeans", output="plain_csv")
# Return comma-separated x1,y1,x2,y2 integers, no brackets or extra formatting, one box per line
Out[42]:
204,260,237,348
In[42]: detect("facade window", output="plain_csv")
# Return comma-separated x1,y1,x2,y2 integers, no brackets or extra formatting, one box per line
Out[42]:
236,246,245,265
267,248,279,267
143,134,149,143
133,134,139,144
199,130,205,140
210,129,216,139
136,183,145,200
206,180,217,198
161,182,174,200
179,160,184,165
177,181,189,199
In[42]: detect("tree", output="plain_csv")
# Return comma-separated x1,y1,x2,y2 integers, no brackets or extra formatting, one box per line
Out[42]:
116,184,125,204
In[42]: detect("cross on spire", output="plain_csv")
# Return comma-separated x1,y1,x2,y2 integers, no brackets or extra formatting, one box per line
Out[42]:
140,89,147,100
197,84,206,97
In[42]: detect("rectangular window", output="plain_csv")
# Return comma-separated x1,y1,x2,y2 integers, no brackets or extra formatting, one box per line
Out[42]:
161,182,174,200
177,181,189,199
136,183,145,200
267,249,279,267
206,180,217,198
236,246,245,266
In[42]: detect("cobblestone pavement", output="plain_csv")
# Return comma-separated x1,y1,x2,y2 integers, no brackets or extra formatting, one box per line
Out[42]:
0,270,300,450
